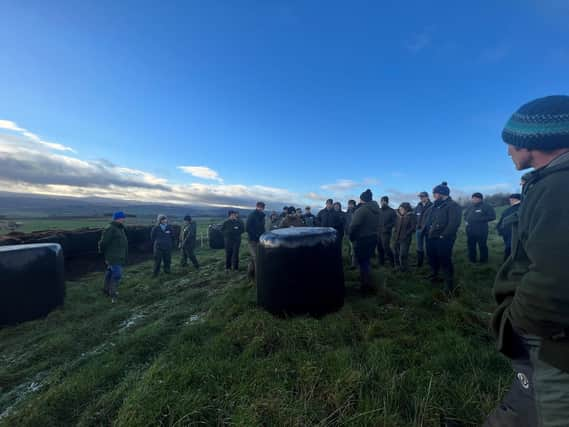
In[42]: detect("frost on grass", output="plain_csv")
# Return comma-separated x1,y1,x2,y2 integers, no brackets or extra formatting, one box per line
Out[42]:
118,313,145,332
0,371,47,421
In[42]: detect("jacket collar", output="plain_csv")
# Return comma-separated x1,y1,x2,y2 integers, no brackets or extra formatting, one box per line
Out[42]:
523,151,569,196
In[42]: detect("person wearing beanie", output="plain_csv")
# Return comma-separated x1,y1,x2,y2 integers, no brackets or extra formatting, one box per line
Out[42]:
414,191,433,268
98,211,128,302
393,202,416,273
424,182,462,295
496,194,522,261
377,196,397,268
349,189,381,294
486,95,569,426
246,202,266,281
221,210,245,273
463,192,496,264
179,214,199,270
150,214,174,277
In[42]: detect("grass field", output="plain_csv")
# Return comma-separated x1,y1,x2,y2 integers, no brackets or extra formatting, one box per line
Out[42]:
0,222,511,426
0,217,219,237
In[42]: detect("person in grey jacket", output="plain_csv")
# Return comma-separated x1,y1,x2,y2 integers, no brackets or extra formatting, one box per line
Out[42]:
151,214,175,277
346,200,357,268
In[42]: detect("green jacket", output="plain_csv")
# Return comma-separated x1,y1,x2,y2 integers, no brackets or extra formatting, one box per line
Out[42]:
98,221,128,265
492,152,569,372
349,201,380,243
180,222,197,248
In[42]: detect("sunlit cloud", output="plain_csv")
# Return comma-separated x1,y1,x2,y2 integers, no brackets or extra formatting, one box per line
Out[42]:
0,119,76,152
177,166,223,182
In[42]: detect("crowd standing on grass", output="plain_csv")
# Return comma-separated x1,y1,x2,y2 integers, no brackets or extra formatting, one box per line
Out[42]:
92,94,569,426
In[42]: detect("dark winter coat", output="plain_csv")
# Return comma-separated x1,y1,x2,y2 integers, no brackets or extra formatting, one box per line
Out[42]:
316,208,342,230
492,152,569,373
394,212,416,242
303,213,316,227
246,209,266,242
98,221,128,265
222,218,245,242
426,197,462,240
151,224,175,252
180,222,197,248
496,203,521,244
378,206,397,234
464,202,496,235
280,215,305,228
414,200,433,231
349,201,381,243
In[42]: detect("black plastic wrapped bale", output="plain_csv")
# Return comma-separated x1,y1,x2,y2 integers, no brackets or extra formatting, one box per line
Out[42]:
257,227,345,316
208,224,225,250
0,243,65,325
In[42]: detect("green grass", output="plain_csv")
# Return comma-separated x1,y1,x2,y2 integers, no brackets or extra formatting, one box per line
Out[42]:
0,217,219,236
0,225,511,426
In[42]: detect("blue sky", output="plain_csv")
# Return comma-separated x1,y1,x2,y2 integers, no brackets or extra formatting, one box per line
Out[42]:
1,0,568,208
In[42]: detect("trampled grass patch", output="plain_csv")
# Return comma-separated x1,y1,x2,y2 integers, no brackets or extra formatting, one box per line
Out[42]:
0,228,511,426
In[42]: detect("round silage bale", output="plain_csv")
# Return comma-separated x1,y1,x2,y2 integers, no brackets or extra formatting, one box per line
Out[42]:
208,224,225,249
257,227,345,316
0,243,65,325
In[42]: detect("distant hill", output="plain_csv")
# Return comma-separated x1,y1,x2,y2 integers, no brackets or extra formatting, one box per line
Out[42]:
0,192,245,219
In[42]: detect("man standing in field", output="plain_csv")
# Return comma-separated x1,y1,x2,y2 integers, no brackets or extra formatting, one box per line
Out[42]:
463,192,496,264
485,95,569,426
98,211,128,303
424,182,461,295
414,191,432,268
377,196,396,267
180,215,199,270
150,214,174,277
496,193,521,261
246,202,265,281
349,189,380,294
222,210,245,273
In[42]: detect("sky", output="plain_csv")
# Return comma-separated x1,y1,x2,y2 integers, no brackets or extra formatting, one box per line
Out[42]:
1,0,568,209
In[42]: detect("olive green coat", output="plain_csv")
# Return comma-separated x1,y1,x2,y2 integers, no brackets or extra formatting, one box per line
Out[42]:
98,221,128,265
349,201,381,243
492,152,569,372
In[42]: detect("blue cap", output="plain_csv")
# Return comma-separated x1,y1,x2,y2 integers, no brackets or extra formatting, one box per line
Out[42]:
113,211,126,221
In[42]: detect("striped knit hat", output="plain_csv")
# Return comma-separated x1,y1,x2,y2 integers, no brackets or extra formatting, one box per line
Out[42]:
502,95,569,150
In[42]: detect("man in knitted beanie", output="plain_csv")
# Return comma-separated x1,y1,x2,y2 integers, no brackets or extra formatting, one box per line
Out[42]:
424,182,462,295
485,95,569,426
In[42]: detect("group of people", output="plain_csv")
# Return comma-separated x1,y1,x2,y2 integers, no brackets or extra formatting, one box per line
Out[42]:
97,213,201,302
96,95,569,425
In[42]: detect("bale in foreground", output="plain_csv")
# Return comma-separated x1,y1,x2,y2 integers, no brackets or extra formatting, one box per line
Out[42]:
0,243,65,325
257,227,345,316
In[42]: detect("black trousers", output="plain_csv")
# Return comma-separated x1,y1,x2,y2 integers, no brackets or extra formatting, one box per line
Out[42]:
153,248,172,275
377,231,394,266
426,237,455,291
467,229,489,263
225,239,240,270
181,243,199,268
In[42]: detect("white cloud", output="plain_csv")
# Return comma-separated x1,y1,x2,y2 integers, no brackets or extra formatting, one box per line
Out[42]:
177,166,223,182
0,131,304,208
0,119,76,152
321,179,359,192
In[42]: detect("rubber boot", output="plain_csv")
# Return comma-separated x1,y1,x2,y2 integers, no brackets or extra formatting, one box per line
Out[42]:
109,279,119,303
